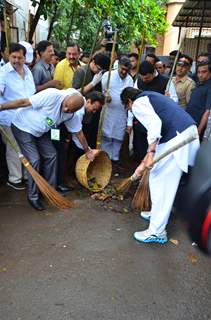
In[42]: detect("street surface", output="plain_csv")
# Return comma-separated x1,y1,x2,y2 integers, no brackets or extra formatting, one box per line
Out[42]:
0,182,210,320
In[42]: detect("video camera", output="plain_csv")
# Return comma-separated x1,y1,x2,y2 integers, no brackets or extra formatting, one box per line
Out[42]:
102,19,117,52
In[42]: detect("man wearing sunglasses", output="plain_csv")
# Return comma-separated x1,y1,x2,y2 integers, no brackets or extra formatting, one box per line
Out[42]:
172,60,195,109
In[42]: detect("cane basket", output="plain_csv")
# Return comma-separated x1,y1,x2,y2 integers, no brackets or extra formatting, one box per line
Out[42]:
75,151,112,191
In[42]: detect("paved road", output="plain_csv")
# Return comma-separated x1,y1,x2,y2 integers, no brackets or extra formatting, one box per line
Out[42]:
0,185,210,320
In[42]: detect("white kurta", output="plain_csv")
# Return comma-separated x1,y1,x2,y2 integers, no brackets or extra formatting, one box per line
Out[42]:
101,69,133,141
132,96,200,234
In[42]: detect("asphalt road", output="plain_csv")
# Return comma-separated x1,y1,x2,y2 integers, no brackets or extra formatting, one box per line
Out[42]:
0,184,210,320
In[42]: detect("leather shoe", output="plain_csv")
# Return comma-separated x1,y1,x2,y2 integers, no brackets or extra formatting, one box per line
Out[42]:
56,185,73,193
27,198,45,211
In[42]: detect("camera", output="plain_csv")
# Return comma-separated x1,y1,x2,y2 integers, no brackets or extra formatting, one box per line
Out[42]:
102,19,115,42
102,19,117,52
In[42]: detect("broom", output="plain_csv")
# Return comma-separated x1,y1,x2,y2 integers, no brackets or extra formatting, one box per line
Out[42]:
132,133,198,211
0,126,75,209
116,133,198,195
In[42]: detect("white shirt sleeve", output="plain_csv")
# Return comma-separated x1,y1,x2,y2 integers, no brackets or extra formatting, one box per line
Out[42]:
64,112,82,133
101,72,108,93
0,69,6,95
132,96,162,145
127,110,134,126
133,79,138,89
168,81,178,103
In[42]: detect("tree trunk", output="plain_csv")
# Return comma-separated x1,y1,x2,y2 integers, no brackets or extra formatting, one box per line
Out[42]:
47,5,58,40
28,0,46,43
65,1,76,44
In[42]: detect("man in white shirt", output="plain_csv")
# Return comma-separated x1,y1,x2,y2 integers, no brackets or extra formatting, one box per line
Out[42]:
0,88,96,211
121,87,199,244
101,56,133,161
0,42,36,190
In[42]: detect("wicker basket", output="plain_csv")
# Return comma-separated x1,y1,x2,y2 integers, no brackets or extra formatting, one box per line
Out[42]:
75,151,112,191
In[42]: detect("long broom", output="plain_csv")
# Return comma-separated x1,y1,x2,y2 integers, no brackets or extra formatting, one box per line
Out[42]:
0,126,75,209
116,133,198,195
132,133,198,211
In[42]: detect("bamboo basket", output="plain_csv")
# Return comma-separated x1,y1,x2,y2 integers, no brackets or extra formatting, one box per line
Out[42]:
75,151,112,191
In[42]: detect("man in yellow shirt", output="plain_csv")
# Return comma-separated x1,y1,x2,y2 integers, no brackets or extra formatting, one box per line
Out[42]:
54,42,84,89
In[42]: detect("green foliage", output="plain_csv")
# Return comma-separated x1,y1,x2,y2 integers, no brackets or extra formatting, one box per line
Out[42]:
35,0,168,52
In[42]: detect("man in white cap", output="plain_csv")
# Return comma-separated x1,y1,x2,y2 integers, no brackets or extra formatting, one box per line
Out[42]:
19,41,34,66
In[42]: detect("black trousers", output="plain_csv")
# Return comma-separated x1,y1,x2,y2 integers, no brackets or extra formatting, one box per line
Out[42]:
11,125,57,201
133,122,148,162
52,123,69,185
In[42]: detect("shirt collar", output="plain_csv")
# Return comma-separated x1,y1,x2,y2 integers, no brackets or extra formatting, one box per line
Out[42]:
197,78,211,86
39,59,52,71
7,62,29,75
175,75,189,83
66,58,83,69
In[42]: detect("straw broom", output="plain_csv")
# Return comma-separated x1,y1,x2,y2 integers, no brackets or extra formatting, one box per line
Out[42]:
0,126,75,209
132,133,198,210
116,133,198,195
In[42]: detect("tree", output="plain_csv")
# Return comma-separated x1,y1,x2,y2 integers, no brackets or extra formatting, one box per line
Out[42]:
29,0,168,52
28,0,60,43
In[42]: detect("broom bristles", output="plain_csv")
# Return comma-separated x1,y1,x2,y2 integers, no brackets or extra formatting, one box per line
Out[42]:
21,157,75,209
115,177,133,194
132,170,151,211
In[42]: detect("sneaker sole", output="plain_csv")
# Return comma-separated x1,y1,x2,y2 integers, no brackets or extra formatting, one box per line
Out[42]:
6,182,26,190
139,214,151,221
133,234,168,244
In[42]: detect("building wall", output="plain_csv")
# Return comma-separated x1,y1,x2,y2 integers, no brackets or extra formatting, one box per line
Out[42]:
9,0,49,44
183,37,211,59
162,0,185,55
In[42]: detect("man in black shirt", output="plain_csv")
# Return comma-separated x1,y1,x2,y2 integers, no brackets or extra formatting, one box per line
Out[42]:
186,62,211,139
133,61,168,160
136,61,168,94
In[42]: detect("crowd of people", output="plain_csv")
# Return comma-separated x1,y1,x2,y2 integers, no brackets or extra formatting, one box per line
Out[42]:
0,38,211,244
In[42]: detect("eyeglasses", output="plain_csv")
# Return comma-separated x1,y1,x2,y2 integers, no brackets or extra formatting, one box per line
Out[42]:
177,61,189,67
95,63,102,72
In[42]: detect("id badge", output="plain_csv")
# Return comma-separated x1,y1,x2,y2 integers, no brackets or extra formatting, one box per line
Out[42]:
51,128,60,141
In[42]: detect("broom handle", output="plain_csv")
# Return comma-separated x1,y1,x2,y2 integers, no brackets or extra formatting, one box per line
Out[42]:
0,126,22,156
0,126,31,168
152,133,198,165
166,31,187,92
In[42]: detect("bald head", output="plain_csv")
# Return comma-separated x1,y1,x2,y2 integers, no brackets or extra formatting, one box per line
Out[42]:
61,93,84,113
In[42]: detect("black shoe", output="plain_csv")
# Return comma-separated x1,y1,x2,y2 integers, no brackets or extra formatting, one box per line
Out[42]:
27,198,45,211
56,185,73,193
7,181,26,190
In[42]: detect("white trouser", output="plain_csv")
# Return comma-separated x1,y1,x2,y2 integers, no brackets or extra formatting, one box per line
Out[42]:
148,154,183,234
1,126,22,183
101,136,123,161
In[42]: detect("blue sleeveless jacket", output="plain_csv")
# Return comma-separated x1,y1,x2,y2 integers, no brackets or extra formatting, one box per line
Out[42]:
135,91,196,143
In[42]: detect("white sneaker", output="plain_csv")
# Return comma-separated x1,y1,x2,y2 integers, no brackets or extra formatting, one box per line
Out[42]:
133,229,168,244
140,211,151,221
